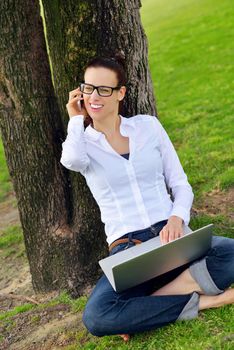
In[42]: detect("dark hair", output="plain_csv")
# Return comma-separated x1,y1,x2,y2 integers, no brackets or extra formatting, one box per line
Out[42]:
83,51,127,127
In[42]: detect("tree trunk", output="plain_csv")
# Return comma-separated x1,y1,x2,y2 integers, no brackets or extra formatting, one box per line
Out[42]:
41,0,156,120
0,0,156,297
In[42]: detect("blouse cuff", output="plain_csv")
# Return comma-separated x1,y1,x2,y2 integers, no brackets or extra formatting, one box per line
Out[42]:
67,115,85,131
170,205,190,226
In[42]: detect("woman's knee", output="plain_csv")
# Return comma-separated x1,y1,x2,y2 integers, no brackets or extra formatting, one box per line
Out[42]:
206,236,234,288
209,236,234,262
82,303,105,336
211,236,234,252
82,297,118,336
82,274,120,336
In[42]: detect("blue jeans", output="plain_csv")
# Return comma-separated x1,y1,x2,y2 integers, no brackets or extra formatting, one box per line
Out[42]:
82,220,234,336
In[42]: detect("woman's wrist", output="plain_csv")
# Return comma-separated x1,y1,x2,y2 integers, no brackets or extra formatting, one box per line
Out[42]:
168,215,184,224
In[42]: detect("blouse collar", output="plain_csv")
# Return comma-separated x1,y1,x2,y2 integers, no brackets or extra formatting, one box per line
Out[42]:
85,114,135,141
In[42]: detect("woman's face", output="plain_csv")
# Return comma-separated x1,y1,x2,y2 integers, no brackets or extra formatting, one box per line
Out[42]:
83,67,126,122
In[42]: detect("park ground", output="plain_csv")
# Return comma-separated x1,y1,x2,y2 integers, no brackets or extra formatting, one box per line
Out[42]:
0,0,234,349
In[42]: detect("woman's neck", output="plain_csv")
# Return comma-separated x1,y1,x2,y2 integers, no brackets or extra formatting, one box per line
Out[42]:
92,114,121,138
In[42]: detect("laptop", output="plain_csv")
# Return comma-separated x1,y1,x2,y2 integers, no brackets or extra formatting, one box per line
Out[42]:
99,224,213,292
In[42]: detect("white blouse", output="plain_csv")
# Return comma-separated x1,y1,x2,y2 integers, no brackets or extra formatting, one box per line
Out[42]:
60,114,194,245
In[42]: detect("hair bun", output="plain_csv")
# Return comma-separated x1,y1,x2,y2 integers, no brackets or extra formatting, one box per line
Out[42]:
112,50,126,69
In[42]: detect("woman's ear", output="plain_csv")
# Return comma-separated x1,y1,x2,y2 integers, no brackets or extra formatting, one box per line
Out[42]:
118,86,127,101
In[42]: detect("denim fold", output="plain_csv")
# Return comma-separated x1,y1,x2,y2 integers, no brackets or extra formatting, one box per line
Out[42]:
189,258,224,295
177,292,200,320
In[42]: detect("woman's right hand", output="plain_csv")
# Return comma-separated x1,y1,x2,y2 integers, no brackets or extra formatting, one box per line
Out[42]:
66,87,88,119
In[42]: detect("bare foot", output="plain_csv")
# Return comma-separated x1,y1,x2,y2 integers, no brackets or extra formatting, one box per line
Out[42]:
119,333,130,342
199,287,234,310
215,287,234,307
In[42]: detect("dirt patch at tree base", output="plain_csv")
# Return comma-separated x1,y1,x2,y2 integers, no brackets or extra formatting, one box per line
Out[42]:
0,195,20,232
0,303,84,350
0,195,90,350
193,187,234,221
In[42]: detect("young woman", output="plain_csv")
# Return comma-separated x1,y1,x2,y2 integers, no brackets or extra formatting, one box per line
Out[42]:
60,55,234,341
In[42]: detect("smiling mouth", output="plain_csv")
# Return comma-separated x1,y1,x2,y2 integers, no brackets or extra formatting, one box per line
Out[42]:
90,104,104,110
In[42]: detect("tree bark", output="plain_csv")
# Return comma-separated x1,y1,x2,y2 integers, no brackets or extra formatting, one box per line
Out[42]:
41,0,156,120
0,0,156,297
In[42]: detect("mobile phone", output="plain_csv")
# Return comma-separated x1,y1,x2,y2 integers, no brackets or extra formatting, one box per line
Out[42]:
77,94,84,111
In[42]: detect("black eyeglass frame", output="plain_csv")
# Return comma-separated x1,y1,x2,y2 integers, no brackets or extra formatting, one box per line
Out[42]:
80,82,122,97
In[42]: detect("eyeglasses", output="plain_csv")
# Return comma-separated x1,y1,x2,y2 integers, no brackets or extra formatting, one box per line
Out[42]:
80,83,122,97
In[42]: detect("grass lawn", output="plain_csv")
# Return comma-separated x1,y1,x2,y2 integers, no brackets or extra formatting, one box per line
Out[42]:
141,0,234,198
0,0,234,349
0,140,13,202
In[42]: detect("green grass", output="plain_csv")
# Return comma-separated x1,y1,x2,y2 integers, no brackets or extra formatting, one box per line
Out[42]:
190,213,234,238
1,300,233,350
0,304,36,322
64,307,234,350
35,290,88,313
0,291,85,335
141,0,234,198
0,224,26,258
0,139,13,202
0,225,23,248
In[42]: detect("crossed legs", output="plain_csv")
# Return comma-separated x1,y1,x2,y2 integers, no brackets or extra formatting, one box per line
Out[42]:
83,236,234,340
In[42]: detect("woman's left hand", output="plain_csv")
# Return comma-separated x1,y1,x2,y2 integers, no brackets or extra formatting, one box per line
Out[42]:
159,216,184,244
